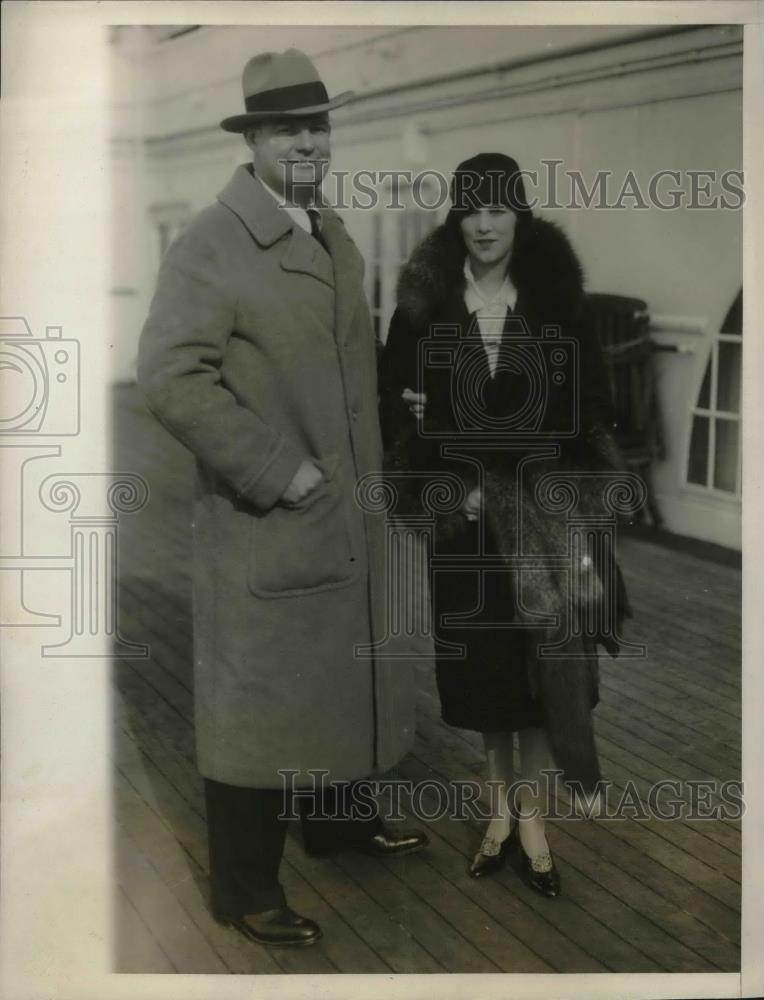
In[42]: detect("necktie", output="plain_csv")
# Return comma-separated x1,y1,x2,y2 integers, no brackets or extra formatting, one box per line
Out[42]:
307,208,324,247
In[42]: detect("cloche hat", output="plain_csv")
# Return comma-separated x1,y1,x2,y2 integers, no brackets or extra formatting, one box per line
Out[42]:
449,152,531,215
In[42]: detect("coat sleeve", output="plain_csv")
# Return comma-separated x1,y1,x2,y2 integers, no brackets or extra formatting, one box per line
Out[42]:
137,227,304,512
378,306,421,452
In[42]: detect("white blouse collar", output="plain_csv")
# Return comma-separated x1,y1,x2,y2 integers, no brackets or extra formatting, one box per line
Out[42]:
463,257,517,314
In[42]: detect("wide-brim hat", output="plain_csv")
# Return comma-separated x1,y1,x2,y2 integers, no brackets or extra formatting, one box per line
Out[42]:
221,48,354,133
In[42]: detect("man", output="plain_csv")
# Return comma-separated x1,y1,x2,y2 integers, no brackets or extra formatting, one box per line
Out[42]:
138,49,425,948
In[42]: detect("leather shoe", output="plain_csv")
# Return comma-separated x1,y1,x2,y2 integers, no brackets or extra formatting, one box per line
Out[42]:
468,832,511,879
213,905,322,947
361,825,429,857
506,825,561,898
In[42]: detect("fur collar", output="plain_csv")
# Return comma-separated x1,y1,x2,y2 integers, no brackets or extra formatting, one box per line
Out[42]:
396,216,585,328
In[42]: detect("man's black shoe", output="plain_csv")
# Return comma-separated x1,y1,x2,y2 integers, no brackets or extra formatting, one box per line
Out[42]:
213,905,322,946
362,825,429,857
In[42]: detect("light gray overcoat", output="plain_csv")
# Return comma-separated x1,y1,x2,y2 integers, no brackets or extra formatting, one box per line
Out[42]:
138,165,416,787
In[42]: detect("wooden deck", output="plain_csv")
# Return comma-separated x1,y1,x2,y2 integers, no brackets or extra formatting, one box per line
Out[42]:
112,384,742,974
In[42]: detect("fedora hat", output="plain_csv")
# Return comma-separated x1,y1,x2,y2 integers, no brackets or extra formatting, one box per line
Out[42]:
220,49,354,133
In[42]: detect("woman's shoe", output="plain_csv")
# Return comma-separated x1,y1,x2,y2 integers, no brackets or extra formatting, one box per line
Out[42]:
507,824,561,898
468,832,510,879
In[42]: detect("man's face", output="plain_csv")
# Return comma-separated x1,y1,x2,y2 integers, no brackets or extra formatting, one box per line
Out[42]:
246,114,331,203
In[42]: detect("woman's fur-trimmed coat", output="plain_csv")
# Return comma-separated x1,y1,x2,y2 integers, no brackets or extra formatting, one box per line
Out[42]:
378,216,632,792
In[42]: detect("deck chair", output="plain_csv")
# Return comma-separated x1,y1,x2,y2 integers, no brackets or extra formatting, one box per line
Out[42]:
582,293,665,528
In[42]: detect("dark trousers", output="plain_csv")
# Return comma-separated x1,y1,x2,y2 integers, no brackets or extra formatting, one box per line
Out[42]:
204,777,383,916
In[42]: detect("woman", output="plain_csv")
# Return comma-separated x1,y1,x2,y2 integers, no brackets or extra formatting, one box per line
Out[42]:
378,153,631,897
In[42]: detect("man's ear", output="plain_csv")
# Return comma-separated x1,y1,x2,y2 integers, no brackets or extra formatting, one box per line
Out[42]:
243,128,258,152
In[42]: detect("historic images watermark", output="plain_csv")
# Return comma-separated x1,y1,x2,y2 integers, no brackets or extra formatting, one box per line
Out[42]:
0,316,148,657
279,162,745,212
278,769,746,824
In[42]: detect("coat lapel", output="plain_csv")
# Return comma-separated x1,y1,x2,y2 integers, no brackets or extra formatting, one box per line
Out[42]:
218,164,291,246
279,228,334,288
217,165,334,288
320,209,365,346
454,297,494,390
453,298,534,415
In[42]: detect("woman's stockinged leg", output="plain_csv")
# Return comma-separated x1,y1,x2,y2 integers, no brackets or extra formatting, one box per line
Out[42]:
515,727,553,868
482,731,515,844
468,731,515,877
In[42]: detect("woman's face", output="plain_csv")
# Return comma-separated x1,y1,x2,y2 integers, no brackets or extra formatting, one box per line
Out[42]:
460,207,517,269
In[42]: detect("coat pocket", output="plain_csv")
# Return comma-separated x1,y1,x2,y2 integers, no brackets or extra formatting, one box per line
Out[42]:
248,455,358,598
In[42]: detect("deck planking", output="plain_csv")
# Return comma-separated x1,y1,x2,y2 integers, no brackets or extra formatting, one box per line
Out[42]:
112,384,741,975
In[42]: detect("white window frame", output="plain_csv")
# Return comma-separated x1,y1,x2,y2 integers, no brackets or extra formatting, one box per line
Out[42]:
685,330,742,499
365,179,443,344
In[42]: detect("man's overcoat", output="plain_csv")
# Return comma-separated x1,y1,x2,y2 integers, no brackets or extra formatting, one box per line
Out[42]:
138,165,415,787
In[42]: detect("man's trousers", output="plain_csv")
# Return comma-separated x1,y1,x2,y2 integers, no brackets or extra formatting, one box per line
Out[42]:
204,777,383,916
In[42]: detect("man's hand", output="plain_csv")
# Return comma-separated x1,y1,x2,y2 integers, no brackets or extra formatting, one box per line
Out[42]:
462,486,482,521
281,459,324,506
402,387,427,421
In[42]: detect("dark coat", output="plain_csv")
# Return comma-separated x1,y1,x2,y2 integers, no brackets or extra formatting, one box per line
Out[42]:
138,165,416,788
379,217,631,790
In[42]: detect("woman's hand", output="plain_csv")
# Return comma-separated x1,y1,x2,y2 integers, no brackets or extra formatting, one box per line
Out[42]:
402,387,426,421
462,486,482,521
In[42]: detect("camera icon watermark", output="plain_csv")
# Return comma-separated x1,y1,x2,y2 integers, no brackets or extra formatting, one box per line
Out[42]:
417,315,579,441
0,315,146,657
0,316,80,435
